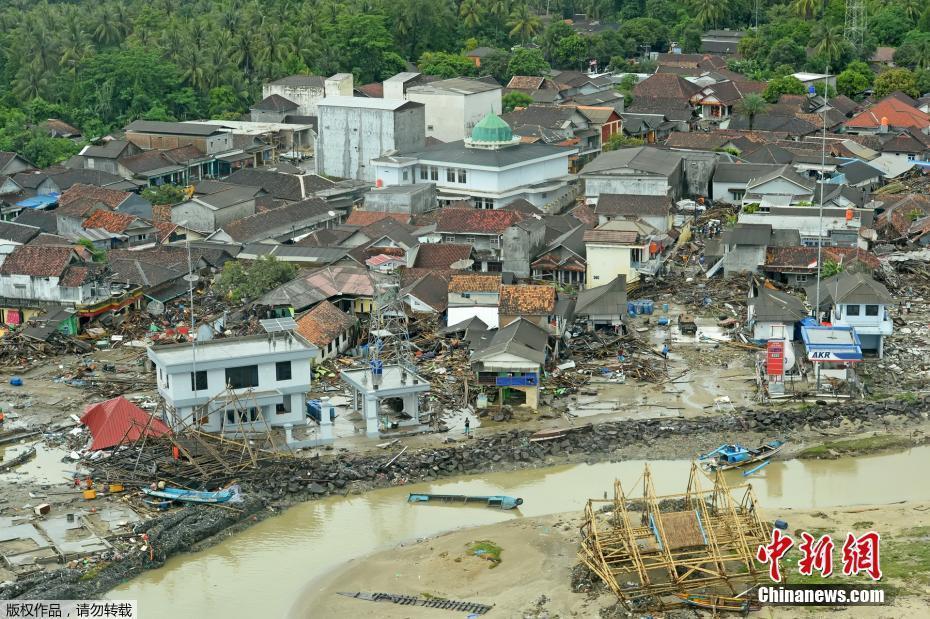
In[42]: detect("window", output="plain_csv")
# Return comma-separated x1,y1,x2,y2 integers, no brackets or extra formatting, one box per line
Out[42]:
865,305,879,316
447,167,456,182
444,235,456,242
429,166,438,181
276,399,292,415
464,236,476,244
795,274,808,283
190,370,207,391
420,166,428,180
402,170,409,181
730,190,745,200
276,361,292,381
225,365,259,389
457,168,467,183
846,304,860,316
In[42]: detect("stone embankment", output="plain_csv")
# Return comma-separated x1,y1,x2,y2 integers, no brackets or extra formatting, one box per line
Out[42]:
4,397,926,599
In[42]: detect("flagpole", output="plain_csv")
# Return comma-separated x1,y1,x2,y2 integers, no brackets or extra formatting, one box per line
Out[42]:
812,68,829,392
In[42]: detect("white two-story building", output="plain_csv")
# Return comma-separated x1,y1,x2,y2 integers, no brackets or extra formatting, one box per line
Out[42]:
810,272,894,358
147,333,319,434
372,112,576,212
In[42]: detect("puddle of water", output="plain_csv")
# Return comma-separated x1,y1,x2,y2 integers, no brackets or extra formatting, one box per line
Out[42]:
0,443,79,486
110,446,930,619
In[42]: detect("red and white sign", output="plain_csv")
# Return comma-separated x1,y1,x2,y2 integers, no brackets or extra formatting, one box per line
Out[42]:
767,341,784,381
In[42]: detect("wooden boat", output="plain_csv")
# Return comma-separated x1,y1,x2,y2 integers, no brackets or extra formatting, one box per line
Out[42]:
529,428,568,442
699,440,785,472
0,445,36,472
141,497,174,511
673,592,760,612
408,493,523,510
141,484,239,504
338,591,492,615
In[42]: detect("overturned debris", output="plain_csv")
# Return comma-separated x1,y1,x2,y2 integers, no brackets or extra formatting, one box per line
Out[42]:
337,591,493,615
578,463,768,612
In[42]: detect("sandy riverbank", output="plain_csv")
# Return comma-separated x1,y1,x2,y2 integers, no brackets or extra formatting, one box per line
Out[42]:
298,501,930,618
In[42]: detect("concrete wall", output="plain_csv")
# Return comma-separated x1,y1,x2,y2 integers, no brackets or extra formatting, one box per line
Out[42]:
251,109,287,123
125,132,233,155
752,321,793,341
406,88,502,142
325,74,354,97
723,246,765,275
364,184,436,214
171,199,256,233
502,223,546,278
440,232,497,254
0,274,92,303
316,104,426,182
584,175,672,200
713,179,750,203
447,305,499,329
679,151,716,198
586,244,635,288
262,84,325,116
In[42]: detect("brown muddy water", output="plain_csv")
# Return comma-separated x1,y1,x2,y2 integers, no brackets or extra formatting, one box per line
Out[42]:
110,446,930,618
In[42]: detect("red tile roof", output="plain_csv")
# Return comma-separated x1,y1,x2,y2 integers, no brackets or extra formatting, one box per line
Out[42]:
412,243,473,269
0,245,74,277
436,208,524,234
296,300,355,347
765,246,880,271
633,73,702,99
59,183,130,209
499,284,556,315
82,210,137,233
356,83,384,98
345,210,410,226
60,265,91,287
847,97,930,130
448,273,501,293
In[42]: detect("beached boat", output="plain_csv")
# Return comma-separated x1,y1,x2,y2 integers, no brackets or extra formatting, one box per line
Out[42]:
141,484,240,504
699,440,785,472
0,445,36,472
673,592,759,612
407,493,523,510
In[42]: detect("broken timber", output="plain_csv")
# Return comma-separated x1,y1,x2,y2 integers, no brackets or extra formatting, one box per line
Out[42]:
578,463,768,612
337,591,492,614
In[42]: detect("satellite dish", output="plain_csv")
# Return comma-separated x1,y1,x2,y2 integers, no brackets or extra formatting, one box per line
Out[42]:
183,273,199,283
146,300,165,316
328,210,336,217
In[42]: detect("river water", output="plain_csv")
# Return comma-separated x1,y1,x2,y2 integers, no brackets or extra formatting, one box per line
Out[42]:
110,446,930,618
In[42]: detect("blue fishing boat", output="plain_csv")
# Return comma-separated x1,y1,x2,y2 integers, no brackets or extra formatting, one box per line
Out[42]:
407,493,523,510
699,440,785,472
141,484,240,504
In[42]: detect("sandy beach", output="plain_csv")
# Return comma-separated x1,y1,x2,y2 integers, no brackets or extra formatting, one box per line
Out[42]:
298,501,930,618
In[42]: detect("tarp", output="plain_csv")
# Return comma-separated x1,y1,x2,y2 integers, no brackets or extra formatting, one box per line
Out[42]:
80,396,171,451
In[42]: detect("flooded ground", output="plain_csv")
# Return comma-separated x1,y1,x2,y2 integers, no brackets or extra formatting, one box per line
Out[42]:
0,442,77,486
111,446,930,618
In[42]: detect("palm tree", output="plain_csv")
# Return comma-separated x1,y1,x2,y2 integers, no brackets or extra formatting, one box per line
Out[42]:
60,21,94,74
507,3,540,44
13,61,48,100
790,0,818,20
900,0,922,22
737,94,769,131
460,0,483,31
692,0,725,29
911,38,930,70
813,25,844,67
93,10,121,45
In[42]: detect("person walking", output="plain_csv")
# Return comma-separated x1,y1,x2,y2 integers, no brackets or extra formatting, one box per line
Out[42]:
464,417,470,437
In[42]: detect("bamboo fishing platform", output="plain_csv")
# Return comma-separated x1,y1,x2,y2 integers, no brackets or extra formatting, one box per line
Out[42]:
578,463,768,612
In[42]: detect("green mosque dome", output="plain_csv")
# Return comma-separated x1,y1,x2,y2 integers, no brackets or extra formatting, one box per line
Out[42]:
470,112,513,143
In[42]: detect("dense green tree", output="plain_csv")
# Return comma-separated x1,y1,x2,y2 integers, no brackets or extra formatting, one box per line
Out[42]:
836,67,872,99
141,184,187,205
873,68,920,99
870,6,916,46
894,32,930,70
507,48,550,77
554,34,589,70
915,70,930,97
507,4,541,44
477,50,513,84
766,38,806,70
540,21,574,63
762,75,805,103
215,257,297,302
418,52,478,78
619,18,669,53
502,91,532,112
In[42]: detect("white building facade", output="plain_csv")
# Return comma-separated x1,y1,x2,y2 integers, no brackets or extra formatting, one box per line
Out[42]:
405,78,502,142
147,333,319,435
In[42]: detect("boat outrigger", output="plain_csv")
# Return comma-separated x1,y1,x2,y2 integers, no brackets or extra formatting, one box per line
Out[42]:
699,440,785,472
407,493,523,510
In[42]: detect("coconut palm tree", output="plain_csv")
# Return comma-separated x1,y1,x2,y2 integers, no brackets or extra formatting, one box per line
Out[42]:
460,0,483,31
899,0,922,22
790,0,818,20
737,93,769,131
813,25,844,67
507,3,540,44
13,61,48,100
692,0,725,29
93,9,121,46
